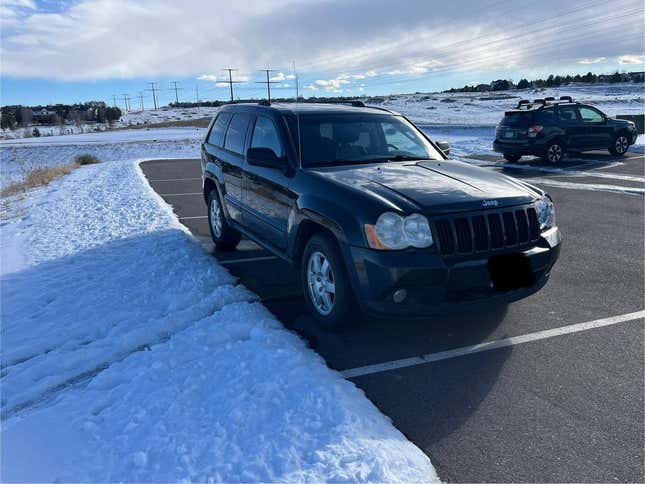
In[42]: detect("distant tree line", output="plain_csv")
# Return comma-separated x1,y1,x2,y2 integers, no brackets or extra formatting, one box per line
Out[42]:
1,102,122,130
444,70,645,93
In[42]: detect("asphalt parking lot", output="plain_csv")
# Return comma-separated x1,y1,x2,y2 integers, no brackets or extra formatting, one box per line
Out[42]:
140,150,644,482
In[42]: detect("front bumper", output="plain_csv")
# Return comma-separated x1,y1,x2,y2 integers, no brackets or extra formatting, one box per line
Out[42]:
344,227,562,318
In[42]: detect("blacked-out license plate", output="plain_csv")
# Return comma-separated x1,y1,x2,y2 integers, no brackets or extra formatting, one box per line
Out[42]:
488,253,534,291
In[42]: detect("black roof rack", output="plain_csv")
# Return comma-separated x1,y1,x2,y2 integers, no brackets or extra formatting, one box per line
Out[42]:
544,96,556,102
258,100,271,106
517,99,531,108
559,95,574,103
533,98,546,105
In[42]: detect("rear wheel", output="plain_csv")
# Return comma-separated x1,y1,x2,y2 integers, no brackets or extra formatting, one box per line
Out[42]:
207,190,241,251
542,141,564,163
609,133,629,156
301,234,354,329
503,153,522,162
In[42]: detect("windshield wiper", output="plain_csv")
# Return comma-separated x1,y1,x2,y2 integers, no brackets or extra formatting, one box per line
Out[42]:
368,155,436,162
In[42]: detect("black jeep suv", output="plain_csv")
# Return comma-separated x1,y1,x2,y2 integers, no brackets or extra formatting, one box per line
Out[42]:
493,96,638,163
202,102,561,326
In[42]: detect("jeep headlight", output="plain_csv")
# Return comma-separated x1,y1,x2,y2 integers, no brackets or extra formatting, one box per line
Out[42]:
364,212,433,250
536,196,555,230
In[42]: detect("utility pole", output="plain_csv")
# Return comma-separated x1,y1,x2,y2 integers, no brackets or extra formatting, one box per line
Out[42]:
257,68,279,103
293,60,299,101
195,82,200,113
122,93,131,112
221,68,243,102
170,81,182,104
112,95,118,107
146,81,159,110
138,91,145,111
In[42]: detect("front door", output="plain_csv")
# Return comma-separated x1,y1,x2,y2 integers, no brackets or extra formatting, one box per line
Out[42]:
242,115,294,250
578,106,612,149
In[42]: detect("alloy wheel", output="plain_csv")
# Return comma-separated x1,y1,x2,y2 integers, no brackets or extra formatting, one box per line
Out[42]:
547,144,562,163
307,251,335,316
209,198,223,238
615,136,629,154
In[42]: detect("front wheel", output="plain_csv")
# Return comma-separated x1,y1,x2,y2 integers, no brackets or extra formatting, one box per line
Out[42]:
609,134,629,156
207,190,241,251
503,153,522,162
543,141,564,163
301,234,354,329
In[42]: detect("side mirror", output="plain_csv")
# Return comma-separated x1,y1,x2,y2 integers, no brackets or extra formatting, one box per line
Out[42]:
246,147,287,169
436,141,450,156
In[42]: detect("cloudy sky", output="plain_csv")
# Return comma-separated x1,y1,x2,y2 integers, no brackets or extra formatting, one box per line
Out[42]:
1,0,644,106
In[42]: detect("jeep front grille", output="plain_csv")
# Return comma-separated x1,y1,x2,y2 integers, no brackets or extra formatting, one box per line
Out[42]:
434,206,540,255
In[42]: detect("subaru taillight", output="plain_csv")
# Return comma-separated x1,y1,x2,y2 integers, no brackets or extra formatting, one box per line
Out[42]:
527,125,543,138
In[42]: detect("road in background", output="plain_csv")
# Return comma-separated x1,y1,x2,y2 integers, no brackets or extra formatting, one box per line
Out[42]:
140,152,644,482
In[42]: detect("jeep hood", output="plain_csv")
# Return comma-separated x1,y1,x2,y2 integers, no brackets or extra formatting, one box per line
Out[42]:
308,159,541,214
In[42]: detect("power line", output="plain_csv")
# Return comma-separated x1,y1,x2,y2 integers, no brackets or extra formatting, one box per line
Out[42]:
146,81,159,110
121,93,131,112
112,95,118,107
138,91,145,111
257,69,280,103
221,68,244,102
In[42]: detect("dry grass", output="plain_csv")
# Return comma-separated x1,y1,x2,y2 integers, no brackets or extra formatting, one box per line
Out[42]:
1,154,102,198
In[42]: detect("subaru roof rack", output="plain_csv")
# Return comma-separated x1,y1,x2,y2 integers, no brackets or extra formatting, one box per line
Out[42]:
533,98,546,105
559,95,573,103
544,96,556,102
517,99,531,108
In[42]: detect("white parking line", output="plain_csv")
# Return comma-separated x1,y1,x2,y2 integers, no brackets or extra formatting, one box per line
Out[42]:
159,192,202,196
150,177,202,182
178,215,207,220
527,178,644,195
341,310,645,379
219,255,280,265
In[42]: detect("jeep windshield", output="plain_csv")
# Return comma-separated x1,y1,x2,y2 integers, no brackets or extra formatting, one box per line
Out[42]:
288,113,444,167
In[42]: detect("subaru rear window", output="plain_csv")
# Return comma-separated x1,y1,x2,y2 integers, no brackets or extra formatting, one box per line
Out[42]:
500,112,534,128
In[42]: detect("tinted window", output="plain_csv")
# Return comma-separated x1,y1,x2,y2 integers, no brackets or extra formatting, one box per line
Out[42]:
500,112,533,127
224,113,251,154
207,112,231,147
297,114,443,166
579,106,604,123
536,108,556,125
558,106,579,123
251,116,283,157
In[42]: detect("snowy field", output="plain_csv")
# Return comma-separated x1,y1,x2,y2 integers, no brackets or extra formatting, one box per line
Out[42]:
1,156,437,482
0,129,204,189
375,82,644,126
118,105,220,126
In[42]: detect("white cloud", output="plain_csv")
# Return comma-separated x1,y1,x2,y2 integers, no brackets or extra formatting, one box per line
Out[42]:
577,57,607,64
0,0,643,83
198,74,218,82
618,55,645,65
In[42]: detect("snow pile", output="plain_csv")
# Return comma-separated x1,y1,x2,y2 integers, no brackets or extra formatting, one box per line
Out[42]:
0,158,437,482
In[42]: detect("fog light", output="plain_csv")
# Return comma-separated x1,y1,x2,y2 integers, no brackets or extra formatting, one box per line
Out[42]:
393,289,407,303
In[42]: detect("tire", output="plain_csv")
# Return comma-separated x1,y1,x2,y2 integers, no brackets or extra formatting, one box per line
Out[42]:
207,189,241,251
503,153,522,162
609,133,630,156
542,140,564,163
301,234,354,329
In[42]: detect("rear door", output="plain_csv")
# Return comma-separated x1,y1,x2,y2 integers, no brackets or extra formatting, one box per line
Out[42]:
578,105,612,149
242,114,294,250
498,111,534,142
556,105,584,149
220,112,252,224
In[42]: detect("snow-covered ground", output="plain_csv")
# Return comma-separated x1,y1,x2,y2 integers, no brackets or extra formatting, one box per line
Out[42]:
1,156,437,482
376,82,644,126
118,106,220,127
0,130,204,190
